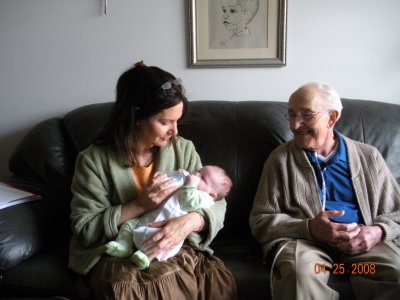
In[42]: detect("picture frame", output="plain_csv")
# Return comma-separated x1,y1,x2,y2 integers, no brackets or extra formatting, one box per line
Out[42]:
188,0,287,68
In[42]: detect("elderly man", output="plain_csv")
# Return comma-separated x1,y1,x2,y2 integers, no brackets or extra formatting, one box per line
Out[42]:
249,82,400,299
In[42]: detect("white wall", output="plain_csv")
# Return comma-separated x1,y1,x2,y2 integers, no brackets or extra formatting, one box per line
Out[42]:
1,0,400,179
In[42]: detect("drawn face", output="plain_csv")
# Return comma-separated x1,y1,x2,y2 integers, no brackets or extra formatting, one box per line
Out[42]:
221,0,248,32
136,102,183,149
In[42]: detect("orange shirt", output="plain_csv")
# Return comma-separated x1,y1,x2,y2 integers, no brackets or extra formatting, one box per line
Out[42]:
132,162,155,192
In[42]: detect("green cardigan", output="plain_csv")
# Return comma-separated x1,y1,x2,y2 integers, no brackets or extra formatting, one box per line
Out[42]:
68,136,227,275
250,135,400,257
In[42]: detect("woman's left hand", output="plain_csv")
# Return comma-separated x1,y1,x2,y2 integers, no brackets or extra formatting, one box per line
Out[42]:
140,212,203,260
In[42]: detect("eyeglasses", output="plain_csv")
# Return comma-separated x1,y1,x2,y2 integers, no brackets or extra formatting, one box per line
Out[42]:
284,109,329,121
160,78,182,90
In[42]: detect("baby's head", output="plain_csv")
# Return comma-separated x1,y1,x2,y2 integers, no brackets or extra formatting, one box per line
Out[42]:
193,165,232,200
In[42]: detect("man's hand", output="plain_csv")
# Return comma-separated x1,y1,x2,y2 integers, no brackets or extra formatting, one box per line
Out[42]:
336,225,383,255
309,210,361,247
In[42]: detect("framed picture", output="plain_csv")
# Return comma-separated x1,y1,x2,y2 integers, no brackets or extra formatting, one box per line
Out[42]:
188,0,287,67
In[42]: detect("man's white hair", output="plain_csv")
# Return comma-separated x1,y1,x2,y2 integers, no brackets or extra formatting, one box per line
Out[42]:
300,81,343,118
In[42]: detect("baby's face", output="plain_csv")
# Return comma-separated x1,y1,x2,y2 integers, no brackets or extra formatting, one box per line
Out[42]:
221,0,248,31
191,166,224,197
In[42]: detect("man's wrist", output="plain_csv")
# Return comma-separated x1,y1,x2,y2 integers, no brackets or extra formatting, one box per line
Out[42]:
371,224,384,242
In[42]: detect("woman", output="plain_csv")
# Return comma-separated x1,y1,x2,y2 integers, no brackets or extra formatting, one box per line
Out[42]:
68,61,237,299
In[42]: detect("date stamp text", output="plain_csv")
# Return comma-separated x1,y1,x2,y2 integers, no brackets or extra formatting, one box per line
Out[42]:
314,263,376,275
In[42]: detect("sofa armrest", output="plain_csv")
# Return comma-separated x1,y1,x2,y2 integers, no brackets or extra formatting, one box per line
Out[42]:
0,201,47,270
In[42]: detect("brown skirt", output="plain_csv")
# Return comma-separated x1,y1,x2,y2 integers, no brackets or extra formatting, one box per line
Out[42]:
76,245,237,300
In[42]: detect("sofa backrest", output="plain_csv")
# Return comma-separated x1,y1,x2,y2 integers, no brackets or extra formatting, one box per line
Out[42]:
9,99,400,240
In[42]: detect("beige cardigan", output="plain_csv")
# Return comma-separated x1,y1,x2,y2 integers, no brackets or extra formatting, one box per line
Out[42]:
68,136,227,274
249,135,400,257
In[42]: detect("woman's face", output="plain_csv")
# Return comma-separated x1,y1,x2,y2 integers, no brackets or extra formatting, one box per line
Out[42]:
136,102,183,149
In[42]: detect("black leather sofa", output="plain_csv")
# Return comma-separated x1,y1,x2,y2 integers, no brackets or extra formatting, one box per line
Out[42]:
1,99,399,299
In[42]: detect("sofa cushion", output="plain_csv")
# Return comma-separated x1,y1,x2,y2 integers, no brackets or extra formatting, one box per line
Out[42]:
9,118,73,203
336,99,400,183
63,102,113,154
178,101,293,239
212,236,269,299
0,202,46,270
0,241,76,298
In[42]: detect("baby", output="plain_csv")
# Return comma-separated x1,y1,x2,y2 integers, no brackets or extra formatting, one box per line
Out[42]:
105,165,232,269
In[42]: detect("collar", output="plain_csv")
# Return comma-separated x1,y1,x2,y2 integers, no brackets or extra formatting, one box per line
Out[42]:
305,130,347,165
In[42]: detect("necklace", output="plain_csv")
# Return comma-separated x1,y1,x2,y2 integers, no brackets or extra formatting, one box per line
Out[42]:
134,153,153,168
133,148,157,167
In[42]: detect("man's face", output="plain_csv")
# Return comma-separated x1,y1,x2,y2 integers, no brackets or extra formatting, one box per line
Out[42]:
221,0,248,31
288,88,334,154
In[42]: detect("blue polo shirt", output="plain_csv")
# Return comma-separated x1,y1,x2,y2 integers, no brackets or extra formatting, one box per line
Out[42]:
305,132,362,224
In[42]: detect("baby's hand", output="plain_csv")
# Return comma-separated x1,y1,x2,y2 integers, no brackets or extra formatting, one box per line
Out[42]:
185,173,201,187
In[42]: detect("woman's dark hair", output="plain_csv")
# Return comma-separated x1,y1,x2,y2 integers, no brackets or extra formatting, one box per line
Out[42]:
94,61,189,163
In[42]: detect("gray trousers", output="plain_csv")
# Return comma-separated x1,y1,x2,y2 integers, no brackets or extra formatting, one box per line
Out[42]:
272,239,400,300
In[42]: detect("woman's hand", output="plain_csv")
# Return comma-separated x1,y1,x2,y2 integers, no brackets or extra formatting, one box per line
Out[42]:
142,173,179,210
120,173,179,225
140,212,204,260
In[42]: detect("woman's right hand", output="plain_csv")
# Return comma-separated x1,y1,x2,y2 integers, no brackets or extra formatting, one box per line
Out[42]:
141,173,180,211
119,173,180,225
